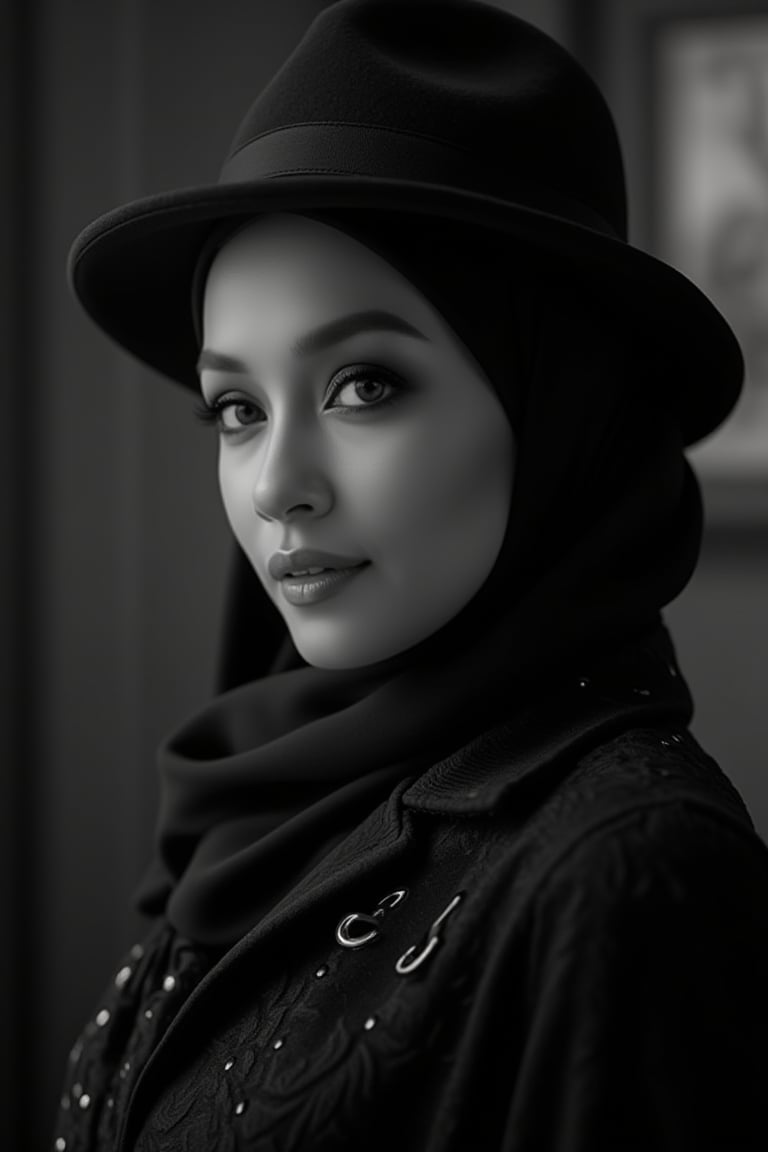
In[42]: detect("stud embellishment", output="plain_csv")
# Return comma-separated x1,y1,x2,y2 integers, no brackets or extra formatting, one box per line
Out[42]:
336,888,409,949
395,892,464,976
577,677,591,689
114,966,133,989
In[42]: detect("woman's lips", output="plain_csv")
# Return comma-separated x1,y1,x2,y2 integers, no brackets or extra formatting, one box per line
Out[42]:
279,563,370,606
268,548,369,581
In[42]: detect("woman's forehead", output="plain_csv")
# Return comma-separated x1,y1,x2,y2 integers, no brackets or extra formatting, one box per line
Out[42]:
202,212,453,346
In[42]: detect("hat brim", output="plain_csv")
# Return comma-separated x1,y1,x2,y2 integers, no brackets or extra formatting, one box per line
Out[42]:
68,173,743,447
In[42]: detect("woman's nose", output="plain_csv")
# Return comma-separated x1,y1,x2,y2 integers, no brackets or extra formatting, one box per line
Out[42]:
250,422,333,523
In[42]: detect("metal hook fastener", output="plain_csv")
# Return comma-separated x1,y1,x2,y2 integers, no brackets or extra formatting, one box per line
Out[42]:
377,888,408,911
372,888,409,918
395,892,464,976
336,913,382,949
395,934,441,974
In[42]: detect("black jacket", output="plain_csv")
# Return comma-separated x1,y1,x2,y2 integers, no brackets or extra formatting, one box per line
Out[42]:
54,654,768,1152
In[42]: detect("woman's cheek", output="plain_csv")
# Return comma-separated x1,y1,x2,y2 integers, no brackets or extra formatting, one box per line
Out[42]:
219,461,257,553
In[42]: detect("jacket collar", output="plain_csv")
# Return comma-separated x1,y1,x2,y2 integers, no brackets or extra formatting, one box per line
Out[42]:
401,623,693,815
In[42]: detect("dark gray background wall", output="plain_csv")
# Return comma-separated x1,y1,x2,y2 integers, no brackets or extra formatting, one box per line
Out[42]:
1,1,764,1148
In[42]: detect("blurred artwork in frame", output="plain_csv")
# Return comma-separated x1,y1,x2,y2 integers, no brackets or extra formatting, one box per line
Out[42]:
655,14,768,484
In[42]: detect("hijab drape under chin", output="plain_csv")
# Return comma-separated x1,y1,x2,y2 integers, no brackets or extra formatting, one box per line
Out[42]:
135,212,703,949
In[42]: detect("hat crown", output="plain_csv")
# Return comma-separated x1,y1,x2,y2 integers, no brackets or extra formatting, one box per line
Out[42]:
224,0,628,240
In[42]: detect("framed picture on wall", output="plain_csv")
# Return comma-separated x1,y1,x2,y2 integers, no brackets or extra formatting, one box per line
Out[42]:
572,0,768,526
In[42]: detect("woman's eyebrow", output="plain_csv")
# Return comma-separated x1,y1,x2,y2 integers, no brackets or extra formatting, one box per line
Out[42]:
196,309,428,375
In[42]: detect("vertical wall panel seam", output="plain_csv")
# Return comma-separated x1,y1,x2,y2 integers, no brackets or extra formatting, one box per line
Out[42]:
114,0,145,920
12,0,43,1147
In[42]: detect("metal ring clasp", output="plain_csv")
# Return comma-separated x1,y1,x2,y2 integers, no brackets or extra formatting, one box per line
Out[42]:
395,892,464,976
335,913,382,949
335,888,409,949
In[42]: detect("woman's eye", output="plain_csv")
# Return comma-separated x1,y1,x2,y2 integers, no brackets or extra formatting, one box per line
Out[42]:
193,395,263,435
326,369,398,412
217,399,264,431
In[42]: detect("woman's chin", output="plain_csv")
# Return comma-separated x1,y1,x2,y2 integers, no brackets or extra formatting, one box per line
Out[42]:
288,622,414,671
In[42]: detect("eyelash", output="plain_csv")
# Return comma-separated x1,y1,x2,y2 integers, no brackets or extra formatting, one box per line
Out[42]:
193,365,403,436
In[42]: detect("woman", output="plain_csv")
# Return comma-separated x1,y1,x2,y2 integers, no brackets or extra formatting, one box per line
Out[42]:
57,1,768,1149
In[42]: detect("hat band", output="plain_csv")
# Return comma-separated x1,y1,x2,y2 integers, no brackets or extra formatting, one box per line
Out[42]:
220,122,620,240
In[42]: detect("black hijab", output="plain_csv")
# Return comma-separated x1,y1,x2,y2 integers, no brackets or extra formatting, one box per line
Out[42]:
135,210,702,948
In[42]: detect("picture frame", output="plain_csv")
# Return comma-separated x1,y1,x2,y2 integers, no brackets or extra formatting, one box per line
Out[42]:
570,0,768,528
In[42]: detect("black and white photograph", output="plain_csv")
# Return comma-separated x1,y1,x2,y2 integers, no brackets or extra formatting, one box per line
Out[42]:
2,2,767,1150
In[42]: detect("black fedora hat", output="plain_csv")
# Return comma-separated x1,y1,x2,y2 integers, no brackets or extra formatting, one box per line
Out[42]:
67,0,743,447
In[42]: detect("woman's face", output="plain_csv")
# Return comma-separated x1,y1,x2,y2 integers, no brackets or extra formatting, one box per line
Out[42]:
200,212,515,669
